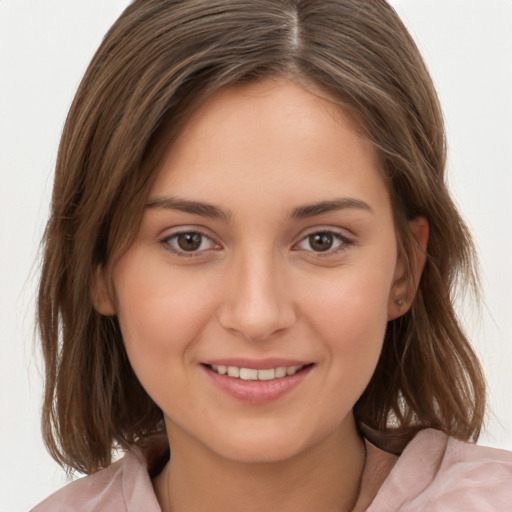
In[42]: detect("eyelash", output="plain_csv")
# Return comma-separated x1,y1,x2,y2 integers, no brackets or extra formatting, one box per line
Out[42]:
160,229,354,258
294,230,354,256
160,230,219,257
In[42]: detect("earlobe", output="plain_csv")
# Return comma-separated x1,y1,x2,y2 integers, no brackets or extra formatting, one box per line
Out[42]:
388,216,429,320
91,265,117,316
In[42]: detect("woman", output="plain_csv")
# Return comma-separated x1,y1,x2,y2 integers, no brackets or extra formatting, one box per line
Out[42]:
32,0,511,510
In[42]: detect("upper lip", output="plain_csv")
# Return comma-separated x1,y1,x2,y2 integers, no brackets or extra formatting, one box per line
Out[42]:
201,358,312,370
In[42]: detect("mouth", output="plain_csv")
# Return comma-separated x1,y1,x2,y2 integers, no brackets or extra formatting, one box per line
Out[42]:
206,363,312,381
201,359,315,403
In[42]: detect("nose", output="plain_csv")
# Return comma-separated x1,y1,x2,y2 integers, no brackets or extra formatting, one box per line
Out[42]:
217,249,296,342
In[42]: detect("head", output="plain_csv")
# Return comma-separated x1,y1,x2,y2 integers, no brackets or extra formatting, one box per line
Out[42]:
38,0,485,474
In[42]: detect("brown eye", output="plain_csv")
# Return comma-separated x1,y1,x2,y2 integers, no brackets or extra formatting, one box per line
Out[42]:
308,233,334,252
162,231,217,256
177,232,203,251
294,230,352,255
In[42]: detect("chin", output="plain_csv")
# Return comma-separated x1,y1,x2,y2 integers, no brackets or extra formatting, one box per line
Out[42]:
202,420,336,465
216,437,308,464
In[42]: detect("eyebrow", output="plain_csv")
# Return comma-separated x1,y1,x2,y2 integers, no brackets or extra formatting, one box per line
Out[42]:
145,196,232,220
290,198,374,219
145,196,373,221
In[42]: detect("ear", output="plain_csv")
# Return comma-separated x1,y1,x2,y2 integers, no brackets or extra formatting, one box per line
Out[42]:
91,265,117,316
388,216,429,320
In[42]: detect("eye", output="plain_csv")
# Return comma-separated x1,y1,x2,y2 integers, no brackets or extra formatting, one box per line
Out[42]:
295,230,352,254
161,231,219,256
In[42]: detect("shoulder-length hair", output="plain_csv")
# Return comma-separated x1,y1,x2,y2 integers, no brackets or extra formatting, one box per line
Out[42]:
38,0,485,474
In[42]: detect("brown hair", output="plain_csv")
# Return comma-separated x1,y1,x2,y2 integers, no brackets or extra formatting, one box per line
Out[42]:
38,0,485,474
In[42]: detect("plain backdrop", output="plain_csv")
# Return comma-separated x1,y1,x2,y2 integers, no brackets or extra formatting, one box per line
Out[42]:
1,1,511,510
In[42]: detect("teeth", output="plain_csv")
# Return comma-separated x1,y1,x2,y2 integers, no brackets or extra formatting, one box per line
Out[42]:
257,369,275,381
286,365,301,376
240,368,258,380
275,367,287,378
210,364,306,380
227,366,240,378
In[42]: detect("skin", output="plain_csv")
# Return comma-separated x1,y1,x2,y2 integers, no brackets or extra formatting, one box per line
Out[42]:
95,78,428,512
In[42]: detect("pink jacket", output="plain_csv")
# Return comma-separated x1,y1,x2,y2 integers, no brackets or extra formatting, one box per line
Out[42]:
32,429,512,511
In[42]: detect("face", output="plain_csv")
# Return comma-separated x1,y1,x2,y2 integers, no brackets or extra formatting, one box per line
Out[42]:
97,79,408,463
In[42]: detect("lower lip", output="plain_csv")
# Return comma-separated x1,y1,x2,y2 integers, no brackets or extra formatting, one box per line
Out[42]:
202,365,313,404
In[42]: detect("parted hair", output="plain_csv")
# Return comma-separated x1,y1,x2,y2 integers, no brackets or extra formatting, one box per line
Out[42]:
38,0,485,474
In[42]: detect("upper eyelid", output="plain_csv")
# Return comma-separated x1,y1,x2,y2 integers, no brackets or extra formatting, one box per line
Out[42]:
159,225,218,241
296,225,354,241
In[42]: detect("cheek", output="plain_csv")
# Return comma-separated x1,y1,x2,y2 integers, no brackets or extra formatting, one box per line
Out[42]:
112,253,216,376
301,260,393,331
298,262,394,381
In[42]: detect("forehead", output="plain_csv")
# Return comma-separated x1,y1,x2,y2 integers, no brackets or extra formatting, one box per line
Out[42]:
149,78,391,218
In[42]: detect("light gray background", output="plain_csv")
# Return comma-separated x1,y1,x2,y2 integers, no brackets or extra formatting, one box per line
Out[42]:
1,1,511,510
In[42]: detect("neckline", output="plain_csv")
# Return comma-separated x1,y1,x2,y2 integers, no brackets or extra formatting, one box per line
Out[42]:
151,434,397,512
350,438,400,511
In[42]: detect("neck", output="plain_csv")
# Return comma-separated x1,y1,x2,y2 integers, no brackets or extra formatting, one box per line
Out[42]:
154,415,368,512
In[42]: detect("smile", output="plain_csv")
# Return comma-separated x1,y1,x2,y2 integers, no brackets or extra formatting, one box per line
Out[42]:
203,361,314,403
208,364,306,381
